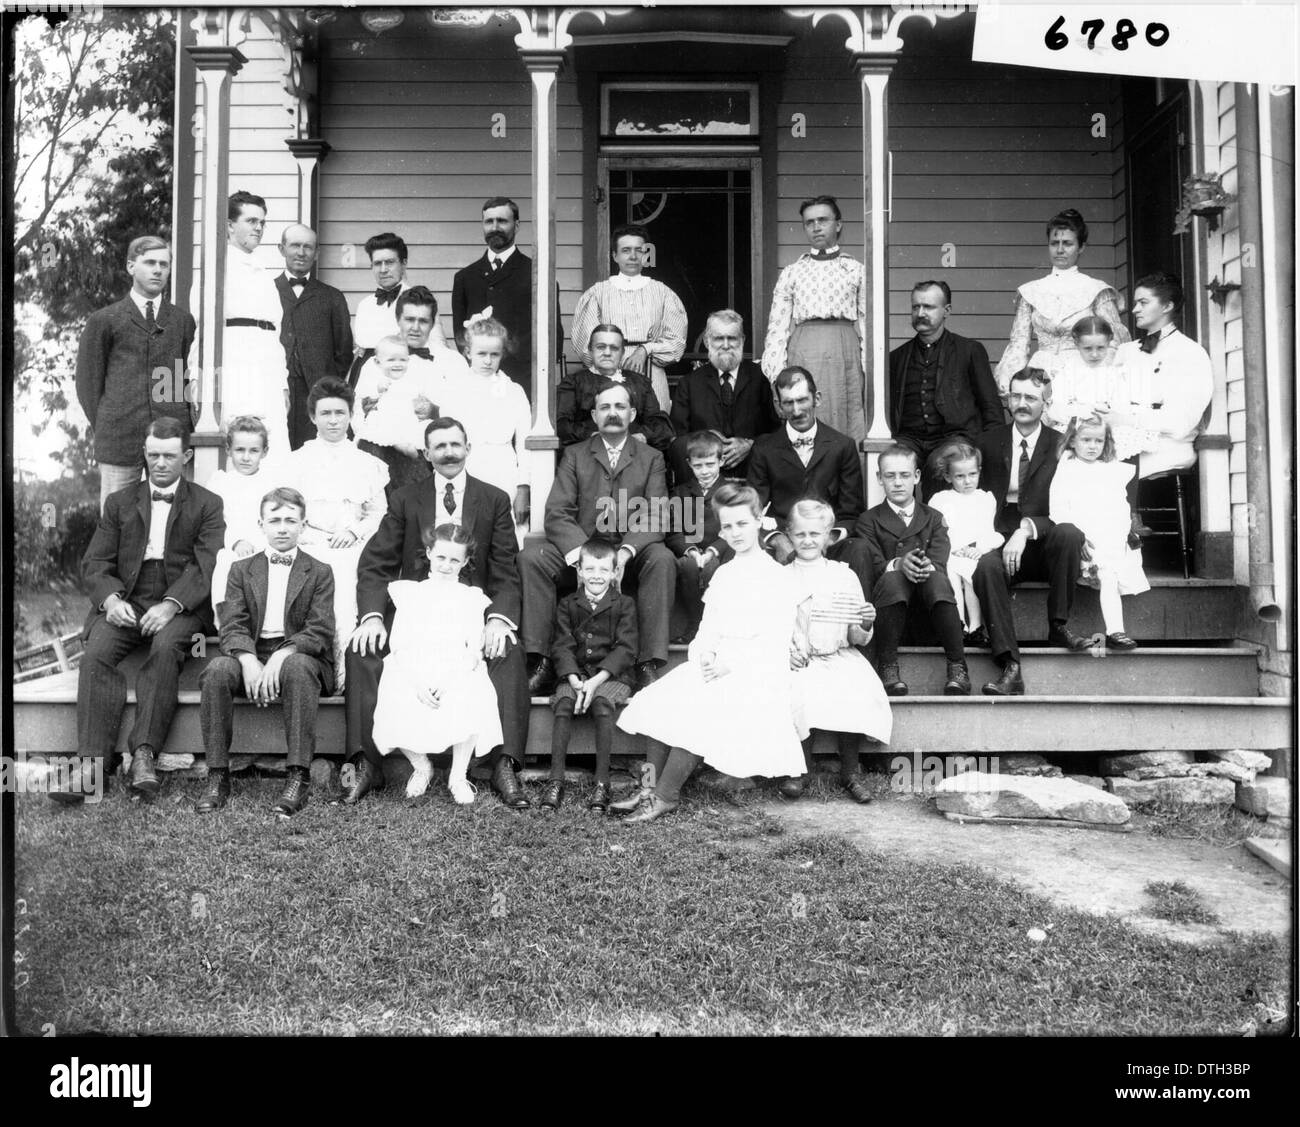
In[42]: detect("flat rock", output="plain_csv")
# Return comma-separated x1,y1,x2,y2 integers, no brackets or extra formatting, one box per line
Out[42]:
253,756,288,776
1245,837,1292,879
1099,750,1193,776
996,753,1063,777
310,757,340,794
934,772,1130,824
156,752,194,772
1236,777,1291,818
1106,775,1235,805
1201,760,1255,784
1213,748,1273,772
1066,775,1106,791
1123,764,1211,781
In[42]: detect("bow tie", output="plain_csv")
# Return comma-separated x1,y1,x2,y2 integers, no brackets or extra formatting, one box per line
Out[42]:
269,553,294,566
409,346,432,360
1138,332,1162,354
791,435,815,450
374,286,401,306
289,275,308,287
151,490,174,504
895,509,914,523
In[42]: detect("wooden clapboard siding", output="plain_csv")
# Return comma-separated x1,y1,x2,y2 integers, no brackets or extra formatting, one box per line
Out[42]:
315,20,586,349
772,13,1125,364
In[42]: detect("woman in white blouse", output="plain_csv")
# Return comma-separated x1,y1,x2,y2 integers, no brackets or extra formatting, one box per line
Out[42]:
994,208,1129,395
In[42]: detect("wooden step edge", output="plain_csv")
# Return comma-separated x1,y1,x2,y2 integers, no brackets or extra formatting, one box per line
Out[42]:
895,646,1257,657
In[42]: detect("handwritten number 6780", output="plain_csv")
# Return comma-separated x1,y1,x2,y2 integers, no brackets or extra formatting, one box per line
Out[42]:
1045,16,1170,51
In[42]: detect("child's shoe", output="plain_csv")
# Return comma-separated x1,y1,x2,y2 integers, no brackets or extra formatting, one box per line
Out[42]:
879,662,908,697
404,757,433,798
587,782,611,810
610,785,653,814
448,777,477,805
842,773,874,805
539,780,564,809
943,660,972,695
622,794,679,825
1106,632,1138,651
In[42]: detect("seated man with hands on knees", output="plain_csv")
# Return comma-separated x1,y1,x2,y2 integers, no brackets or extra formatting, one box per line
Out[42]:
197,487,336,817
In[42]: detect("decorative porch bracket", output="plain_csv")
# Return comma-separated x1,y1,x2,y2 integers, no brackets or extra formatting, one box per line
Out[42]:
786,5,969,502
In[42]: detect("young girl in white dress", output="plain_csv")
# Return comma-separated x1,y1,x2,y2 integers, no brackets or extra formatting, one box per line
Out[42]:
371,523,503,804
1043,315,1145,461
786,499,892,805
439,316,532,546
927,442,1004,644
615,482,807,823
1049,415,1150,651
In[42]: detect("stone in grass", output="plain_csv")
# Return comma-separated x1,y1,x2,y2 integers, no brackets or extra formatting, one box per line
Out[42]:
997,753,1063,778
1235,776,1291,819
1099,750,1193,776
156,752,194,772
1200,760,1255,784
1245,837,1291,879
1212,748,1273,773
1066,775,1106,791
253,756,289,776
1106,775,1235,805
934,772,1131,824
227,754,256,774
1124,764,1216,781
310,757,341,795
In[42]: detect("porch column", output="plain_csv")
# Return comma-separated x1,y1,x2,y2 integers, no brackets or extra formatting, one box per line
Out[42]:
520,48,565,530
285,138,331,227
187,34,246,481
854,53,896,505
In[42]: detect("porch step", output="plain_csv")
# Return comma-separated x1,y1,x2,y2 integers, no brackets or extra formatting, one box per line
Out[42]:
11,645,1287,759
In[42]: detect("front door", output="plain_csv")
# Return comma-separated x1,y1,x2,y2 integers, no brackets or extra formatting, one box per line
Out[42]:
597,157,761,378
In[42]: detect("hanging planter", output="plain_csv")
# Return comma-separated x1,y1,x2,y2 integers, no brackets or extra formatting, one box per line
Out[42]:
1173,173,1235,234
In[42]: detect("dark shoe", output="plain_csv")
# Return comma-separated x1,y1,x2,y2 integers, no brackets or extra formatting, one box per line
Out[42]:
843,774,874,804
623,794,679,825
272,772,309,817
778,775,806,800
609,785,653,814
527,656,556,696
342,758,384,806
129,745,160,798
879,662,908,697
1047,624,1091,652
963,626,989,648
48,757,102,805
588,782,611,810
539,780,564,809
943,660,972,696
981,660,1026,696
636,661,660,690
195,770,231,813
492,758,531,809
1106,632,1138,651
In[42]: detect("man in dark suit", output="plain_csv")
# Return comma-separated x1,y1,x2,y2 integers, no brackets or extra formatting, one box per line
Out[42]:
889,280,1003,498
972,368,1089,696
668,309,779,484
75,235,197,507
276,224,355,450
557,324,674,452
519,381,675,694
747,366,877,596
54,418,226,804
344,416,532,808
197,486,335,816
452,196,561,403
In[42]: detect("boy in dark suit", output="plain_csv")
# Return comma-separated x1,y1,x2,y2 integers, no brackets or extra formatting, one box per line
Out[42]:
857,445,970,696
543,539,639,812
665,431,733,639
197,487,336,816
57,418,225,804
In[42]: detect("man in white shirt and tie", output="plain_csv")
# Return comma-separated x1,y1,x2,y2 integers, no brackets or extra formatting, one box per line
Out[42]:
973,368,1089,696
58,418,226,804
197,486,337,816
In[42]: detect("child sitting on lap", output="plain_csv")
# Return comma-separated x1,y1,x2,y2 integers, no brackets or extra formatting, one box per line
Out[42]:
615,482,806,823
353,334,439,491
665,430,734,642
785,498,892,805
542,538,639,812
372,523,502,804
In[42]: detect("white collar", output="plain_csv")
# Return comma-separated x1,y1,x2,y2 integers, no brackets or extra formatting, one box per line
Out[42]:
309,437,356,456
488,245,517,266
589,367,625,382
610,272,649,292
786,422,818,445
129,289,161,316
889,500,915,519
603,436,629,454
1050,265,1079,276
435,470,467,493
1014,423,1043,449
283,269,310,283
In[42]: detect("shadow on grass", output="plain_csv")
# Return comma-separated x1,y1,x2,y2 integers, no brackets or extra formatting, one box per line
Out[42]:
14,773,1290,1036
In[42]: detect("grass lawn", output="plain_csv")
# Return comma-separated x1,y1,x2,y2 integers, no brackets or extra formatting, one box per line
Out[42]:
14,774,1289,1036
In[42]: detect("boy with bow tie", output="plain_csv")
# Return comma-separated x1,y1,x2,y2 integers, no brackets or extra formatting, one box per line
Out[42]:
196,486,336,817
855,445,971,697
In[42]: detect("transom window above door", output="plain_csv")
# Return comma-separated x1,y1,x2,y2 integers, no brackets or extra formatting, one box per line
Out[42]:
601,83,759,138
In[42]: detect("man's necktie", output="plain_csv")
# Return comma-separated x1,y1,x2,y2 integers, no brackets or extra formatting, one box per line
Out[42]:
1018,438,1030,498
491,257,502,272
375,286,400,307
270,553,294,566
719,373,734,409
607,446,620,470
792,435,814,450
444,482,457,516
898,509,914,524
151,490,174,504
1139,332,1160,354
145,300,156,327
410,346,432,360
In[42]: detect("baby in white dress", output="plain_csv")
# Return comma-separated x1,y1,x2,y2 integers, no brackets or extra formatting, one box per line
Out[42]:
927,441,1004,642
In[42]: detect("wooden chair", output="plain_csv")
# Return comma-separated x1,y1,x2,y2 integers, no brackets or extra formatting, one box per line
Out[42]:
1137,468,1195,578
